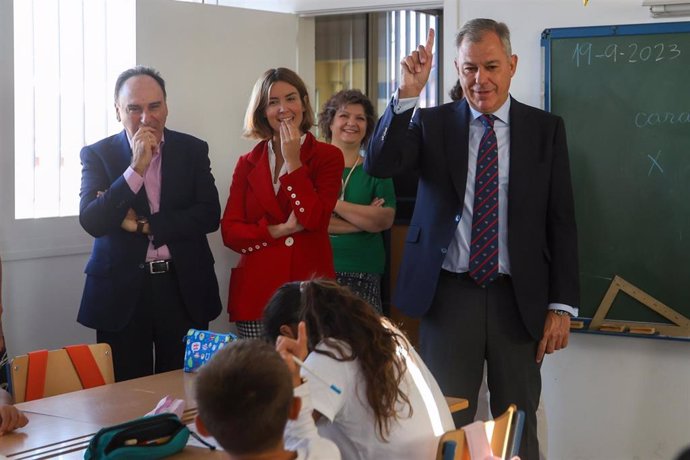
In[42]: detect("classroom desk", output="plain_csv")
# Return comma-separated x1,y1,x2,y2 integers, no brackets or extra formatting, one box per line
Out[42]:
14,369,196,426
2,369,468,459
0,412,101,459
2,370,219,459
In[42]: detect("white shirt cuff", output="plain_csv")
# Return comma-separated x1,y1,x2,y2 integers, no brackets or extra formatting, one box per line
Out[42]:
548,303,579,317
393,89,419,114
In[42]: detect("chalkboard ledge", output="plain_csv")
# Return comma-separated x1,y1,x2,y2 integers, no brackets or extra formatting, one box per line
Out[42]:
570,318,690,343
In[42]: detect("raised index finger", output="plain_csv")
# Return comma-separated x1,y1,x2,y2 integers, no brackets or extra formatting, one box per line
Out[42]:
425,28,435,54
296,321,308,351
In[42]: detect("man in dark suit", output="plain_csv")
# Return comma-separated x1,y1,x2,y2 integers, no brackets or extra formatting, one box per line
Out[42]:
78,66,222,381
365,19,579,459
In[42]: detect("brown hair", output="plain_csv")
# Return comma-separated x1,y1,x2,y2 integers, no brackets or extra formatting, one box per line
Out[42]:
449,80,464,101
317,89,376,144
195,339,293,455
263,279,412,441
243,67,315,140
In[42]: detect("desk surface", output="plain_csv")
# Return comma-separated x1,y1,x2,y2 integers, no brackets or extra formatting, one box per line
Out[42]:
16,369,196,426
0,412,101,459
3,370,211,459
2,369,468,458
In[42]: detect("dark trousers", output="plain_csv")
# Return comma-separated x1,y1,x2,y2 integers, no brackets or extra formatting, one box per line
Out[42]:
419,271,541,460
97,270,207,382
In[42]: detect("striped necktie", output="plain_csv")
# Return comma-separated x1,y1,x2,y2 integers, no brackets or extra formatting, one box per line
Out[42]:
469,114,499,287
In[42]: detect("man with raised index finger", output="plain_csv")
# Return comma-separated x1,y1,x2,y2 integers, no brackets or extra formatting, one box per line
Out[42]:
365,19,580,459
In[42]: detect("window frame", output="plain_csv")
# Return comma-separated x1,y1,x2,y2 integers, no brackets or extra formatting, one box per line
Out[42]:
1,0,134,260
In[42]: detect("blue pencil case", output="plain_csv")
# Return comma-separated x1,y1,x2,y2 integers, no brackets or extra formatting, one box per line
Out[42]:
183,328,238,372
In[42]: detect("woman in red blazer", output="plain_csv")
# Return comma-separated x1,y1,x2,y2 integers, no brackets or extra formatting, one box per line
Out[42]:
221,68,344,338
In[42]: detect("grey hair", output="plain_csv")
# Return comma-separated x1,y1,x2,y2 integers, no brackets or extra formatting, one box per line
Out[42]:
455,18,512,57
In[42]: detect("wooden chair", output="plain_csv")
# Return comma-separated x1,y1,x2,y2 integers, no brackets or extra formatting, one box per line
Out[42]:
10,343,114,403
436,404,523,460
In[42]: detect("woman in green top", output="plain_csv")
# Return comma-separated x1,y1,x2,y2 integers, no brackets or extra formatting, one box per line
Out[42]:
318,90,396,313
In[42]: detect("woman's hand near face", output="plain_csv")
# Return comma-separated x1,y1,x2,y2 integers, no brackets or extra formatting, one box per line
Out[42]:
280,119,302,172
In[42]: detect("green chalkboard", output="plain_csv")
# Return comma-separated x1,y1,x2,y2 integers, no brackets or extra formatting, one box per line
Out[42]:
542,22,690,329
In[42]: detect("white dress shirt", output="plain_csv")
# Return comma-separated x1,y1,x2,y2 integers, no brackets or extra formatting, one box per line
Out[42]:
393,93,578,316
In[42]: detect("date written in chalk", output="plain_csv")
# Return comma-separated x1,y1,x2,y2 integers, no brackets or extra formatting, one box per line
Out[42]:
571,42,681,67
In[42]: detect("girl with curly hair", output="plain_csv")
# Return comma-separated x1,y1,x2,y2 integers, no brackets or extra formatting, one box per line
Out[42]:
263,279,454,459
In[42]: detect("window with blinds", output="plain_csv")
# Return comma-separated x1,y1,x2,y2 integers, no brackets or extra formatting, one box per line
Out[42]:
314,10,440,119
381,10,439,110
13,0,135,219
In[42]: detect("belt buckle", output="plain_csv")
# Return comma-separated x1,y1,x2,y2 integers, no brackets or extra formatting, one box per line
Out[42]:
149,260,169,274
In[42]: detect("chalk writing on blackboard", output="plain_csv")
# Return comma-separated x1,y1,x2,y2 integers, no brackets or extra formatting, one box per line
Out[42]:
634,112,690,127
646,151,663,176
542,22,690,340
571,42,681,66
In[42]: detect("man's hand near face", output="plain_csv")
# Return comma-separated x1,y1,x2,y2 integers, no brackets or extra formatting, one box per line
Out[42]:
130,126,159,175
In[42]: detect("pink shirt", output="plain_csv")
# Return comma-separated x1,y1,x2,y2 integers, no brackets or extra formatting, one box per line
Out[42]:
123,134,171,262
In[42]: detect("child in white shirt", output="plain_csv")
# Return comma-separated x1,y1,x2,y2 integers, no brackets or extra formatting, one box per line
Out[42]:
264,279,455,460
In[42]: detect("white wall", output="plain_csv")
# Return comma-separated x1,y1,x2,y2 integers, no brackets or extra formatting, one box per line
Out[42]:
0,0,303,355
542,334,690,460
135,0,303,333
449,1,690,459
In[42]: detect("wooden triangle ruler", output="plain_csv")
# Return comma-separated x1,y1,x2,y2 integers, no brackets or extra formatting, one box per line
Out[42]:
589,275,690,337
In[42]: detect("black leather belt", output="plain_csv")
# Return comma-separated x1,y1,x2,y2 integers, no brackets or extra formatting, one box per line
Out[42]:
144,260,173,275
440,269,511,283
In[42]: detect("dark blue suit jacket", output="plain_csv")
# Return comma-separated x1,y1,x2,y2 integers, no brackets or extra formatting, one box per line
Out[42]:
365,97,579,340
78,129,222,332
